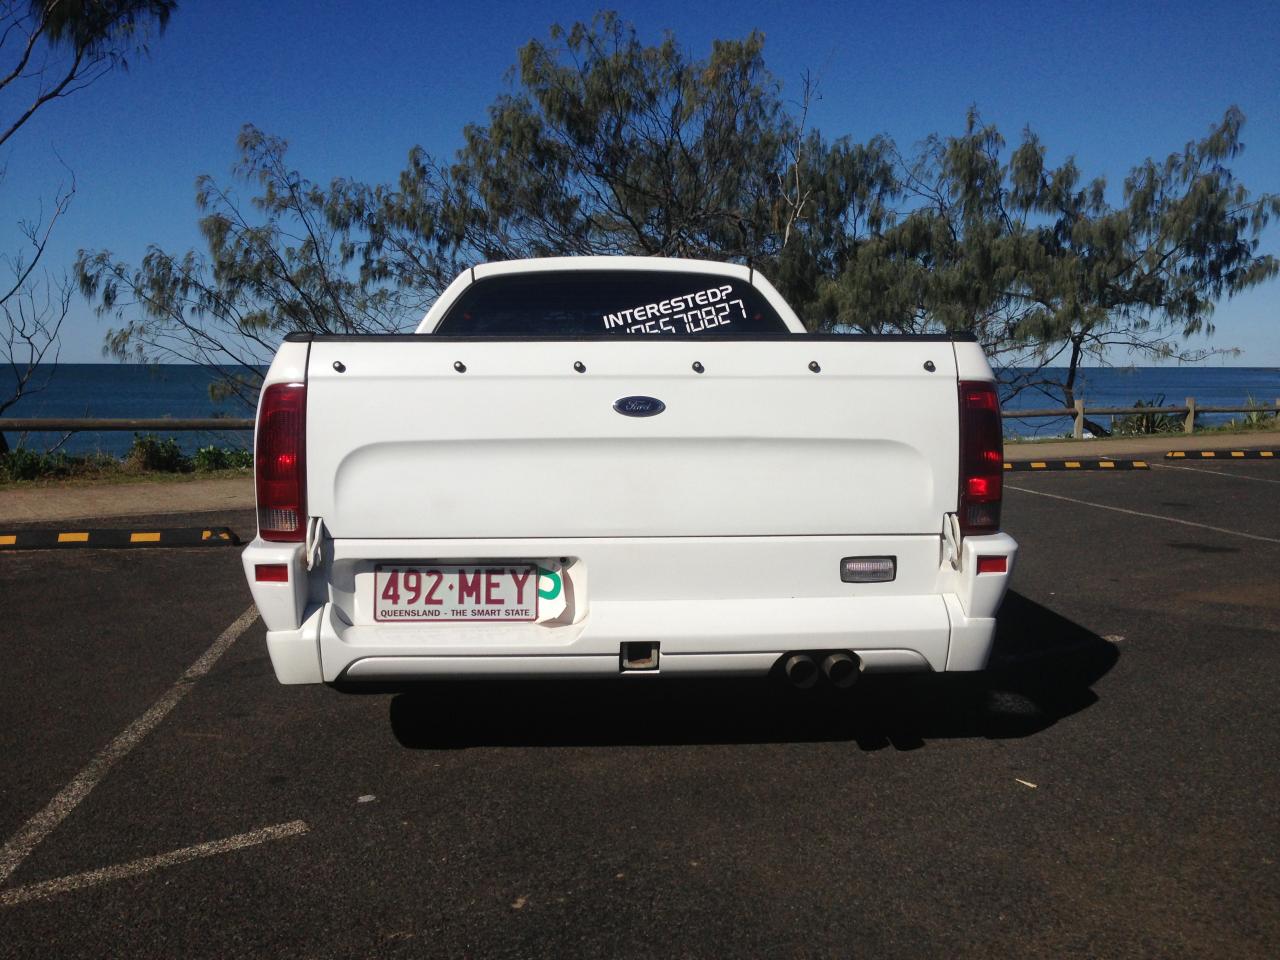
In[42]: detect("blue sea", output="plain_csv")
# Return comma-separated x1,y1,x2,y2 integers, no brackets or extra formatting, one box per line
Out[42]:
1,362,1277,455
3,364,262,456
1000,366,1279,438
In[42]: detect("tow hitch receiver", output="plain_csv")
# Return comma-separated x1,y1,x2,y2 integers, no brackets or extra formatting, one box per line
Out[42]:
620,642,659,671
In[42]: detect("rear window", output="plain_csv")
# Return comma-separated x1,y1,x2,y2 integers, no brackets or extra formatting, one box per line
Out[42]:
434,269,789,336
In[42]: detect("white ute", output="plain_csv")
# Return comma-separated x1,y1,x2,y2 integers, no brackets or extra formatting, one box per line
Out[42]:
242,256,1017,688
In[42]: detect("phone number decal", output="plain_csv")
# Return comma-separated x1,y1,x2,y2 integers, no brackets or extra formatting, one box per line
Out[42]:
602,284,747,335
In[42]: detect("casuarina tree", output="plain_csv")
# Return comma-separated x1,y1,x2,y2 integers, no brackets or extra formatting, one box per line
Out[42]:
76,13,1278,422
1,0,177,453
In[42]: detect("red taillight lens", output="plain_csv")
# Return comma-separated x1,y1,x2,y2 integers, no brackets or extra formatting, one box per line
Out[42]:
255,563,290,582
959,380,1003,536
255,382,306,542
976,555,1008,575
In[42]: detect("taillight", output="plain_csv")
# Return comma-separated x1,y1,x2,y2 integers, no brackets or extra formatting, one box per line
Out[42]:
959,380,1003,536
255,382,306,542
976,555,1008,574
254,563,290,582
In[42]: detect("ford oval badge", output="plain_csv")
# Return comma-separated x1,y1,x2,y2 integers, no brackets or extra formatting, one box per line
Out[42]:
614,396,666,417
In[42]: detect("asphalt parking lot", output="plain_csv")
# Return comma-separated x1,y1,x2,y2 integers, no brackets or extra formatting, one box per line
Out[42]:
1,461,1277,958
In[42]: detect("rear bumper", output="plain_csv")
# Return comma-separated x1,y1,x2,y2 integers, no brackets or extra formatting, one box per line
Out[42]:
243,533,1017,685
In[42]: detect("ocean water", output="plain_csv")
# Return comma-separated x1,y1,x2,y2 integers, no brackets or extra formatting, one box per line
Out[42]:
2,362,1277,455
1001,366,1280,437
2,364,261,456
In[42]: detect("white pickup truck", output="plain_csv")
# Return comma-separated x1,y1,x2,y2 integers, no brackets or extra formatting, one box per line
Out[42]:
242,256,1016,689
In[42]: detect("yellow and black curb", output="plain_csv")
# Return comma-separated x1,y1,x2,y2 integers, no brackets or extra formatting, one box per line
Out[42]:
1164,449,1276,460
1003,459,1149,471
0,527,241,550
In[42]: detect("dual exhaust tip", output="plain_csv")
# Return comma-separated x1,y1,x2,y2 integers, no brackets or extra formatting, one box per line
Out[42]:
782,651,860,690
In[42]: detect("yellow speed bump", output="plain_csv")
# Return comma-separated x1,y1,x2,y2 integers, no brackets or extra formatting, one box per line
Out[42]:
1164,449,1277,460
1004,460,1149,471
0,527,241,549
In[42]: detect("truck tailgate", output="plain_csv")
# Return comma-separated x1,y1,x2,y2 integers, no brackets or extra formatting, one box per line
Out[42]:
305,339,958,538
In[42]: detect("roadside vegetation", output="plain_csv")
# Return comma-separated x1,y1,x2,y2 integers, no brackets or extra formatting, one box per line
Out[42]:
1108,394,1279,436
1110,396,1188,436
1006,405,1278,443
0,434,250,485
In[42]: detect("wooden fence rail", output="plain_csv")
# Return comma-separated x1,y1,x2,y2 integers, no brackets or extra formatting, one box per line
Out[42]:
0,418,255,431
1002,398,1279,438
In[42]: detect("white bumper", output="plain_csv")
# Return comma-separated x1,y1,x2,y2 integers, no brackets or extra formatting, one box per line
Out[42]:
243,532,1017,685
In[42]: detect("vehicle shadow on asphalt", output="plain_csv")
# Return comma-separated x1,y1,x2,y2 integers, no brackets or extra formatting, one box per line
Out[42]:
385,591,1118,751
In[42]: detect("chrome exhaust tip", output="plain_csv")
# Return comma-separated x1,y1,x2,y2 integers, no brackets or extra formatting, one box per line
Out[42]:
821,652,860,689
783,653,819,689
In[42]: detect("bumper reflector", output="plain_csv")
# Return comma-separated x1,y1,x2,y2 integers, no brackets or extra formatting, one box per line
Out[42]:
976,555,1008,574
255,563,289,583
841,556,896,583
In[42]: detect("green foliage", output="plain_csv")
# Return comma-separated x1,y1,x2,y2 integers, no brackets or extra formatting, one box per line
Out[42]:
0,448,67,482
353,12,896,321
824,107,1279,410
1237,395,1278,427
0,440,250,483
0,449,116,482
1111,396,1185,436
73,13,1280,413
76,124,413,406
125,433,188,472
3,1,178,150
37,1,177,57
192,444,252,471
74,13,897,396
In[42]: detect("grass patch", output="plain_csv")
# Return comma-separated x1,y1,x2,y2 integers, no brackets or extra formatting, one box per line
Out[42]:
1194,417,1280,435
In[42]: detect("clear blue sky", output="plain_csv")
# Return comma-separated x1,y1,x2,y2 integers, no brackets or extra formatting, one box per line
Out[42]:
5,0,1278,363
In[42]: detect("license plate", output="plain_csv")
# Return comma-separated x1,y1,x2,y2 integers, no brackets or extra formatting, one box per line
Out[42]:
374,564,539,622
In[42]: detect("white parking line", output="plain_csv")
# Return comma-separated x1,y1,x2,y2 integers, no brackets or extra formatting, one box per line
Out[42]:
0,820,308,908
1004,484,1280,545
1151,462,1280,484
0,604,260,886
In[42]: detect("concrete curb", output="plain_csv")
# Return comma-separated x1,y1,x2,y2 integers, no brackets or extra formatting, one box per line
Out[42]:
1004,431,1280,461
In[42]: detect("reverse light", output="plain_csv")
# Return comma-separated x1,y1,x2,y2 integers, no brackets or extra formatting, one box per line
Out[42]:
959,380,1003,536
841,556,897,583
255,382,307,542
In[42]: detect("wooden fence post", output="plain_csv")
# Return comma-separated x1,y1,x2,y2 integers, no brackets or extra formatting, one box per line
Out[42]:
1184,396,1196,434
1073,399,1085,439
